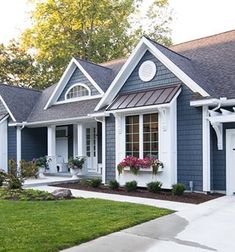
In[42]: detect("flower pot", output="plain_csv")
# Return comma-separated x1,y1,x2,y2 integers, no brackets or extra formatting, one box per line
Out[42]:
70,168,82,178
38,167,46,178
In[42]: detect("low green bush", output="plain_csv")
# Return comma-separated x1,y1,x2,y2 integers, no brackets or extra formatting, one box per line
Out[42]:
147,181,162,193
7,174,24,189
109,180,119,190
90,178,102,188
125,180,137,192
0,170,6,187
172,183,186,196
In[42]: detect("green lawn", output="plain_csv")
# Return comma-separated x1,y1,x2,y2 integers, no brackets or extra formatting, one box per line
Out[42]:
0,199,172,252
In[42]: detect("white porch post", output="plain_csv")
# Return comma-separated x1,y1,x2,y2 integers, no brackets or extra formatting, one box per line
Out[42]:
77,124,85,157
0,118,8,172
47,125,57,172
202,106,211,192
16,126,21,170
101,117,106,184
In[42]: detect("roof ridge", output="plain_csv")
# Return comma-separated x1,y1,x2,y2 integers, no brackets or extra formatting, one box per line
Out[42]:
144,36,191,61
171,29,235,48
0,83,42,93
75,57,113,71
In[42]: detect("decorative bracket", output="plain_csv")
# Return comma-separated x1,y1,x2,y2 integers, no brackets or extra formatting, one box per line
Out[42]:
211,122,223,150
158,107,168,131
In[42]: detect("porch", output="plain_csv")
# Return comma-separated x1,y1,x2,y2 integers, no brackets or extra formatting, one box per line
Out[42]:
20,118,105,181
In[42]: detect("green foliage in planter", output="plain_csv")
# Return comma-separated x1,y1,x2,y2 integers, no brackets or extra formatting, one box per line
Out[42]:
172,183,186,196
68,157,85,169
109,180,119,190
20,160,38,178
90,178,102,188
147,181,162,193
125,180,137,192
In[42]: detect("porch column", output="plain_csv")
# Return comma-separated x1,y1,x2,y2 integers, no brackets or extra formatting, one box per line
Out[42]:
47,125,57,172
202,106,211,192
16,126,21,170
101,118,106,184
77,124,85,157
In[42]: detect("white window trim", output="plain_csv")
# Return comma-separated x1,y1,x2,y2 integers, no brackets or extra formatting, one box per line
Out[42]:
64,83,91,101
124,112,159,159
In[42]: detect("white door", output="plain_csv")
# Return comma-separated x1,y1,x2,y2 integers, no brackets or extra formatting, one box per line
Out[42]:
86,127,97,172
226,129,235,195
56,137,68,163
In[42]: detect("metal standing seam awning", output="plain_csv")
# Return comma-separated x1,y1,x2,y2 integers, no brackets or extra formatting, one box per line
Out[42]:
107,84,181,111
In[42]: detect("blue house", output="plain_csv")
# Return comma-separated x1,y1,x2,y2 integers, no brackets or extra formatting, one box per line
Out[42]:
0,30,235,195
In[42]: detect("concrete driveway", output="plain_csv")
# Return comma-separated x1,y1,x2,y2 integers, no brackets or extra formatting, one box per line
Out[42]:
62,196,235,252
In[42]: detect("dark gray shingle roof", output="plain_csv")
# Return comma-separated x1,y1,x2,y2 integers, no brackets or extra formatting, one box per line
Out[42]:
0,84,41,122
27,84,101,123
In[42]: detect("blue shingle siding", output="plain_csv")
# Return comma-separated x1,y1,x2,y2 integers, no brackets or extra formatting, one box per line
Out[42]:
97,122,102,164
21,127,47,161
57,68,100,101
8,126,17,160
177,86,203,191
114,50,204,191
105,115,116,182
211,121,235,191
119,50,181,94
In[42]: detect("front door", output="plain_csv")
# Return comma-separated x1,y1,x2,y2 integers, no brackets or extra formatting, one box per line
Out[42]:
226,129,235,195
86,127,97,173
56,137,68,163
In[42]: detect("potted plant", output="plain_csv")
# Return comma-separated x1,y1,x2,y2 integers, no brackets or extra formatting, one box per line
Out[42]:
68,157,86,178
35,156,50,178
117,156,142,175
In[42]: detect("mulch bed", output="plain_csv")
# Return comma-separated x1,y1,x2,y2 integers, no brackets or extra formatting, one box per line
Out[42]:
54,182,223,204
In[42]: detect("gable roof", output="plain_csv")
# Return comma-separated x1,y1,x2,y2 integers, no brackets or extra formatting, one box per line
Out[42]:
170,30,235,99
95,36,210,111
0,84,41,122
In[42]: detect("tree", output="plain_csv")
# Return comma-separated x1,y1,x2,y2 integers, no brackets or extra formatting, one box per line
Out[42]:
20,0,172,89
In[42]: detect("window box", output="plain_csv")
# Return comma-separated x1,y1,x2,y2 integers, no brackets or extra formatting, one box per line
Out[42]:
123,166,163,173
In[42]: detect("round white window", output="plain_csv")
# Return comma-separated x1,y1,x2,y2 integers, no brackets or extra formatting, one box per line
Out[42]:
138,60,157,82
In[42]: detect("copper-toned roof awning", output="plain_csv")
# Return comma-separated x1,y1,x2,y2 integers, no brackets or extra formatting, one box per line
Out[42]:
107,84,181,111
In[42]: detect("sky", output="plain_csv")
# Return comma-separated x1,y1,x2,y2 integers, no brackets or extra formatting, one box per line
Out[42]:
0,0,235,45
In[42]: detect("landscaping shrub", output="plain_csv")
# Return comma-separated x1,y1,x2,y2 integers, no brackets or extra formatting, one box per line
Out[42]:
8,159,17,176
172,183,186,196
109,180,119,190
90,178,102,188
0,170,6,187
147,181,162,193
7,174,24,189
20,160,38,178
125,180,137,192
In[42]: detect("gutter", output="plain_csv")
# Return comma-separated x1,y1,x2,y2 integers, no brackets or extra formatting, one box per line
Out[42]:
190,97,235,107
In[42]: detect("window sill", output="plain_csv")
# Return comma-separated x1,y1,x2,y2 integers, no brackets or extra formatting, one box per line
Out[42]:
123,166,163,173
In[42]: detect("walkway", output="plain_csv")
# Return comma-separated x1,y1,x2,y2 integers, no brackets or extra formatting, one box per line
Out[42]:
61,195,235,252
29,185,194,211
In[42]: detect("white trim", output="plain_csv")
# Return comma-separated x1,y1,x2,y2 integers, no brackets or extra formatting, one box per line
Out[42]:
73,60,104,94
202,106,211,192
0,95,16,122
9,116,92,127
64,83,91,100
95,37,209,111
54,94,102,105
47,125,57,173
101,117,106,184
190,98,235,107
0,115,9,124
0,116,8,171
44,58,104,110
209,114,235,124
16,127,21,169
226,129,235,195
73,124,78,157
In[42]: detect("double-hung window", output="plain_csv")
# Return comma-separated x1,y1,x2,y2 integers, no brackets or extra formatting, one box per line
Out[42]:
125,113,158,158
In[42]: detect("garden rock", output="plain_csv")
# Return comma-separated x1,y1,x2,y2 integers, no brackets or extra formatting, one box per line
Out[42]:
52,189,72,198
